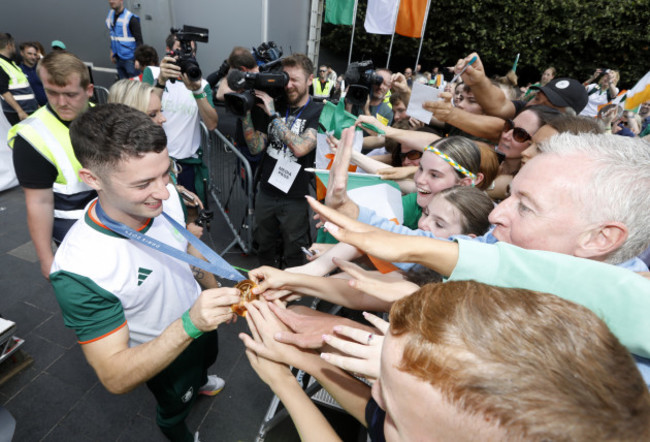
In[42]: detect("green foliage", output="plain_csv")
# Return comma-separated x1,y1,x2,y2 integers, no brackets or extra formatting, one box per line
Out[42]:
321,0,650,88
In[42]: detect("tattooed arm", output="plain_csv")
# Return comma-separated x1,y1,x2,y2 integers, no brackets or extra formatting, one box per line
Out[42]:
269,119,318,158
242,111,268,155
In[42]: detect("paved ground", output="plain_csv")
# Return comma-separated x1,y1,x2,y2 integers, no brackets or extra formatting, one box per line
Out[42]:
0,184,361,441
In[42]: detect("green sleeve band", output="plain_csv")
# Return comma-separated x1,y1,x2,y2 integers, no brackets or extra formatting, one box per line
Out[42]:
182,310,203,339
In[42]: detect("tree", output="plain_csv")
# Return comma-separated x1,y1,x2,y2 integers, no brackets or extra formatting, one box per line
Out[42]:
321,0,650,88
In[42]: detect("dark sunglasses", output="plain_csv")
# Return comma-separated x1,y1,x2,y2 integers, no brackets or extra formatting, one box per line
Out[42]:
319,69,327,73
503,119,532,143
400,150,423,161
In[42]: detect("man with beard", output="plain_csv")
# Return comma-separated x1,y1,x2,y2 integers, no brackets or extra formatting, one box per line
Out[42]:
242,53,323,268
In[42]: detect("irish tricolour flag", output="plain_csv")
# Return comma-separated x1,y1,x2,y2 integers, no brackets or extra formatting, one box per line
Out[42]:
307,169,404,225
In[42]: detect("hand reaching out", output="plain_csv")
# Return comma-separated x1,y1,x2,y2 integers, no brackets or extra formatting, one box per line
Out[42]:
321,312,389,381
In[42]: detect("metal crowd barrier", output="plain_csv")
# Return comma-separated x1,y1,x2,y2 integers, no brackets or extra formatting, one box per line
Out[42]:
202,124,255,255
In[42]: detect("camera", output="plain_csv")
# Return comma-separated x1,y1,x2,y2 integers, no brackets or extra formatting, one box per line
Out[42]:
168,25,209,83
223,42,288,117
194,209,214,228
344,60,384,106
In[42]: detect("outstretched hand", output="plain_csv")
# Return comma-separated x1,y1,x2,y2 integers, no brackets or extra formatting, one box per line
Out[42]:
321,312,388,381
453,52,486,86
239,300,317,365
423,91,455,122
334,258,419,303
324,126,359,219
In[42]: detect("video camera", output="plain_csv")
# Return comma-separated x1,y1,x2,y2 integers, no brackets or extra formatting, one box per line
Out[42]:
344,60,384,106
168,25,209,83
223,42,288,117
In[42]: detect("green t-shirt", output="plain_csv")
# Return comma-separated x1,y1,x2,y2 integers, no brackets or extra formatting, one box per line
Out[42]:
450,239,650,359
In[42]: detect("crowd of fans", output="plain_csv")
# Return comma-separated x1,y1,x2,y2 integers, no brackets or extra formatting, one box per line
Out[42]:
2,12,650,441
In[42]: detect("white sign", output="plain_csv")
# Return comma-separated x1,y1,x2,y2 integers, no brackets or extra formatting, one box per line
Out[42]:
407,81,441,124
268,157,301,193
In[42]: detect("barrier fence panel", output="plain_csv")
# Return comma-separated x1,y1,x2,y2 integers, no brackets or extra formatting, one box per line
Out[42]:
203,124,255,255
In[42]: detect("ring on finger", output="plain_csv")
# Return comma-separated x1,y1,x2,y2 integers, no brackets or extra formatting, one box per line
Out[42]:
367,333,374,345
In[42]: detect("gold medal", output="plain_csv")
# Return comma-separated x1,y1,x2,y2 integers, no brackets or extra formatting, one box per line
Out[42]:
232,279,259,316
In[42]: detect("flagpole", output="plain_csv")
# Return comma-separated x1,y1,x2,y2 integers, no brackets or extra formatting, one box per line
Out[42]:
386,0,402,69
414,0,432,71
347,0,359,65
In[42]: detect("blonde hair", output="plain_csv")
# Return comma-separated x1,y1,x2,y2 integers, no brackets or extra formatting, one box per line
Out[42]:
108,80,154,114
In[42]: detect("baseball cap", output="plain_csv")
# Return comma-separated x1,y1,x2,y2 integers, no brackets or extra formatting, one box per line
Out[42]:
51,40,66,50
530,78,588,114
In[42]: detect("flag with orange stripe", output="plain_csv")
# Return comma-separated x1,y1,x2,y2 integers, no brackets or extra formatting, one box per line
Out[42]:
395,0,429,38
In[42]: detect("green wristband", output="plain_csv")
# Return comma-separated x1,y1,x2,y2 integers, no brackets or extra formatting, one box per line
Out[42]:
193,91,207,100
182,310,203,339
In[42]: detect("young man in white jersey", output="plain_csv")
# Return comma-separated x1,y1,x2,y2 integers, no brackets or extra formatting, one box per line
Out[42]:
50,103,240,442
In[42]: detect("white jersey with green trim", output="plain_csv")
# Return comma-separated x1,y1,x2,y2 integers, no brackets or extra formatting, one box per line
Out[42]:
50,185,199,347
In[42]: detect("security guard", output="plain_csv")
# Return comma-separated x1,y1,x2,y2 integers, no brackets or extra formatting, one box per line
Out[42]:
312,64,334,102
8,51,96,279
106,0,142,79
0,33,38,125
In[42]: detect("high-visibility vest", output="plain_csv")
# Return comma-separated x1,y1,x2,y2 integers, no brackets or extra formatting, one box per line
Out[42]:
8,106,94,221
313,79,334,99
0,57,38,114
106,8,139,60
382,90,392,109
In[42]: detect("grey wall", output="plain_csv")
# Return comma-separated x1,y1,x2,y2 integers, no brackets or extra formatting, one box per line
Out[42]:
0,0,311,88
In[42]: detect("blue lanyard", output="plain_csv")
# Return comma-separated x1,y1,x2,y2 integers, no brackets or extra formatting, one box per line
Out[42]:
282,97,311,151
94,200,246,282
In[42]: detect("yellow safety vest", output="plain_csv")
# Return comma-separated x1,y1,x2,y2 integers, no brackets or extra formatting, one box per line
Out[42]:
8,106,93,220
313,79,334,99
0,57,38,114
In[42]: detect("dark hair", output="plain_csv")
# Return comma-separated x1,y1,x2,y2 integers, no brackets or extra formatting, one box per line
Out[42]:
70,104,167,174
228,46,256,70
165,33,177,51
19,41,38,52
0,33,14,50
437,186,493,235
281,53,313,79
389,92,405,108
134,45,158,68
546,114,603,135
516,104,561,127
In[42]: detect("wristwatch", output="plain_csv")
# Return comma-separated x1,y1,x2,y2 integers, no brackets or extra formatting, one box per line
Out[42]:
270,111,282,121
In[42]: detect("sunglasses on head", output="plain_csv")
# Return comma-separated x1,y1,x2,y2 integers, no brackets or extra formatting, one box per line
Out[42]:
503,119,532,143
400,150,423,160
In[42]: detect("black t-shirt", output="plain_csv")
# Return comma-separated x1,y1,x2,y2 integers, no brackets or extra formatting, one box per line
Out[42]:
259,98,323,198
365,397,386,442
234,105,268,165
12,105,70,188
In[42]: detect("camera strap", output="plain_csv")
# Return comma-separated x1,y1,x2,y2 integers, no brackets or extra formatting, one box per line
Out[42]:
94,200,246,282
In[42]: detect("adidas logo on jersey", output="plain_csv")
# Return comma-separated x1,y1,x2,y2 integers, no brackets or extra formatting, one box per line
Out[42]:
137,267,153,286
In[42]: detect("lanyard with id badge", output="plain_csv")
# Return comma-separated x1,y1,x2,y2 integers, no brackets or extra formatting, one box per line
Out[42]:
268,98,311,193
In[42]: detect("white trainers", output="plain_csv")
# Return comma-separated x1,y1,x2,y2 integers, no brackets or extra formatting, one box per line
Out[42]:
198,375,225,396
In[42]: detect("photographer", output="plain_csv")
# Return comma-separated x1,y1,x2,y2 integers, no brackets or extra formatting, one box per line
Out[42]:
241,53,323,268
213,46,266,174
348,67,394,126
215,46,259,101
143,30,218,204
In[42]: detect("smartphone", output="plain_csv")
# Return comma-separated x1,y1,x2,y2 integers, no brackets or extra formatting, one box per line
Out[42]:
301,247,315,258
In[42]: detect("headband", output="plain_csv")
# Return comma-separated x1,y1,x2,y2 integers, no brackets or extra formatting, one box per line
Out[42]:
424,145,477,180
